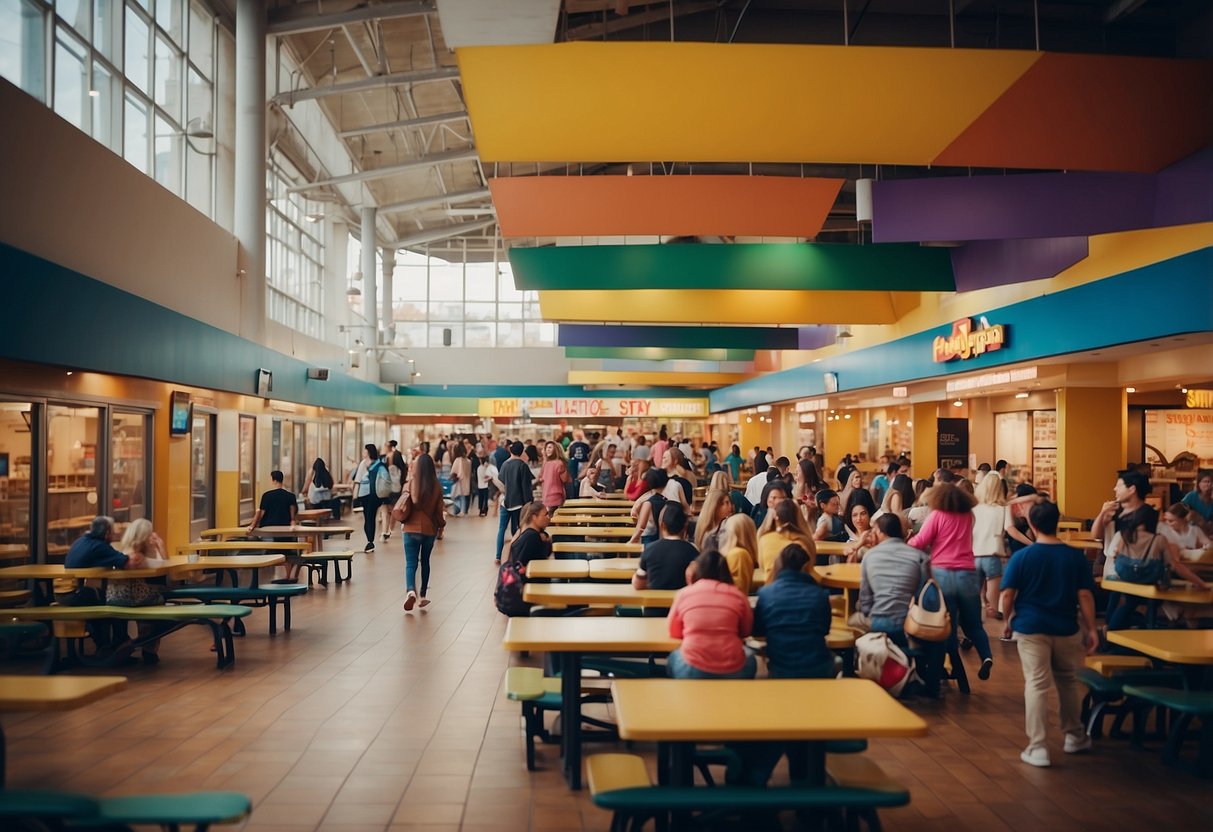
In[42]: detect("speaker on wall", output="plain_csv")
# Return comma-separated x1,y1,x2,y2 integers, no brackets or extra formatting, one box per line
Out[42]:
442,328,452,347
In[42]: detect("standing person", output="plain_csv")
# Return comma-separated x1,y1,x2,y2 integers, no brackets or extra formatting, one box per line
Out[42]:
350,444,381,553
495,442,533,565
717,513,758,595
649,428,669,475
523,444,542,478
1182,471,1213,530
628,468,671,548
632,503,698,591
379,449,407,543
491,437,511,470
1091,469,1149,626
396,454,445,611
724,444,745,482
753,545,833,678
908,483,995,681
567,432,591,483
666,550,755,679
302,458,342,521
539,440,571,513
999,501,1099,767
475,447,497,517
624,459,652,501
972,473,1008,620
632,434,651,463
448,443,472,518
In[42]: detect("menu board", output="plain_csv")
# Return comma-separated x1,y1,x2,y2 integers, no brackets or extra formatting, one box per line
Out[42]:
1032,410,1057,449
1032,448,1057,498
1144,409,1213,466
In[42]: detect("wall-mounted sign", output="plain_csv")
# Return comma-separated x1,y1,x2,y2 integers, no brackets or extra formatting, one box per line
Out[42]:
937,417,970,469
945,366,1037,393
892,386,908,398
795,398,829,412
933,317,1008,363
1187,389,1213,408
479,397,708,419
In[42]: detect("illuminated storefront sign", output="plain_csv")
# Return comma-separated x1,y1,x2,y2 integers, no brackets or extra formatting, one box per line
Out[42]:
933,317,1008,363
480,398,709,419
1186,389,1213,408
945,366,1037,393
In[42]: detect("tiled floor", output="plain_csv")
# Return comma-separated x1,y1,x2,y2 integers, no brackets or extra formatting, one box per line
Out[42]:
5,517,1212,830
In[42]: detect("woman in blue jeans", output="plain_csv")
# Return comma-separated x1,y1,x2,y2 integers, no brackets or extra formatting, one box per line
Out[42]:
396,454,445,612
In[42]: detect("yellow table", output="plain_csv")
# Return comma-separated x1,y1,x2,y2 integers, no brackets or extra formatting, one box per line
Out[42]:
502,616,678,789
0,674,128,784
813,563,862,589
201,525,355,552
175,540,310,556
1102,578,1213,628
553,542,643,558
548,515,636,527
561,499,634,510
589,558,640,581
549,526,637,540
526,560,590,581
611,677,928,786
813,540,847,558
523,583,677,608
1106,630,1213,665
554,506,633,516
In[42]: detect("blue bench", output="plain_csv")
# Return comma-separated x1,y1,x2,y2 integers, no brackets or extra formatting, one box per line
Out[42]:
1122,685,1213,778
0,789,251,831
163,584,308,635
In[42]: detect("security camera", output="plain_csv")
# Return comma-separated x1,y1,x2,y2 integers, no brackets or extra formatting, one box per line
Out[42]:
307,368,330,381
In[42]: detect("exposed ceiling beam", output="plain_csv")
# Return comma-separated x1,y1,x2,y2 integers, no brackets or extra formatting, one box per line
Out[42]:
267,0,435,36
271,66,459,106
339,110,469,139
1103,0,1149,24
390,218,498,248
378,187,492,214
286,148,480,191
565,1,716,40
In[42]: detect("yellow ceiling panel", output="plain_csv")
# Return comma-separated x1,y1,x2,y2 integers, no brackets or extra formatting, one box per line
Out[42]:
539,289,912,324
567,371,749,386
457,43,1040,163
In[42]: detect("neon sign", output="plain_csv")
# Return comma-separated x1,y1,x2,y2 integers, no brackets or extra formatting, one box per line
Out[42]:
932,318,1007,363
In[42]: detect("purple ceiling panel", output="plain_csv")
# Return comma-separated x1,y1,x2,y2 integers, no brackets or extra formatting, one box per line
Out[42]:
951,236,1089,293
872,172,1156,243
1155,148,1213,228
797,326,837,350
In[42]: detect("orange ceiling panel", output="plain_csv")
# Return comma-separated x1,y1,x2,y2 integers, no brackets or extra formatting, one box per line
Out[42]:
934,53,1213,173
490,175,844,237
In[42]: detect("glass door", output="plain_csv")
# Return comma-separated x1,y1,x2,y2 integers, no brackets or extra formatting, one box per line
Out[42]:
238,415,256,524
292,422,306,493
46,404,101,559
190,412,214,539
0,402,35,567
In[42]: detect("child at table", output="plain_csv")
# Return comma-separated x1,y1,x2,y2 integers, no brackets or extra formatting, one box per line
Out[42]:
108,518,169,665
666,550,755,679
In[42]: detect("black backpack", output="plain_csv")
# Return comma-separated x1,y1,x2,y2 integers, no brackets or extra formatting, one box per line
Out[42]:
494,558,530,617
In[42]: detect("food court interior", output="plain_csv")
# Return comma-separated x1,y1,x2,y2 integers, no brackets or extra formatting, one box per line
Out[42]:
1,0,1212,829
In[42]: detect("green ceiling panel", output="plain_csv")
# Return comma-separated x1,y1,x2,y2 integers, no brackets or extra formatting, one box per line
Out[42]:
510,242,956,291
565,347,756,361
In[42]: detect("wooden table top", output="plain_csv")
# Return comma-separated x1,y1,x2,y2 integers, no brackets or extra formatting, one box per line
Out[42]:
176,554,285,571
588,558,640,581
552,542,643,555
1101,579,1213,604
0,674,127,711
0,555,284,580
526,560,590,580
1106,630,1213,665
175,540,310,554
549,527,636,539
554,507,634,516
502,616,679,653
202,526,355,539
560,500,634,509
548,516,636,526
814,563,862,589
611,678,928,742
814,540,847,557
524,583,678,608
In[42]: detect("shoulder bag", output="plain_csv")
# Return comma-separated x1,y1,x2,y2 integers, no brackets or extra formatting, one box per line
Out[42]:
904,578,951,642
390,491,413,525
1113,533,1166,585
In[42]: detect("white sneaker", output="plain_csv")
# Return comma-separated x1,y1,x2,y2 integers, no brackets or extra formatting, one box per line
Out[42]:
1020,747,1051,768
403,591,417,611
1064,733,1093,754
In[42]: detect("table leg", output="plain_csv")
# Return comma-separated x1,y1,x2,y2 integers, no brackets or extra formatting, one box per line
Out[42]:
1145,600,1159,629
560,651,583,790
1,720,6,787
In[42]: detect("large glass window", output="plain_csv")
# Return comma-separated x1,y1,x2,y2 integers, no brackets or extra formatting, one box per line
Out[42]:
46,404,100,557
54,27,89,129
110,411,149,522
0,0,47,102
91,61,120,150
266,162,325,339
238,414,255,523
123,91,149,172
124,5,149,92
0,403,34,567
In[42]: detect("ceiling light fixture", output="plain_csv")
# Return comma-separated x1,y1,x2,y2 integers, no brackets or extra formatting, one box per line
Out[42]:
953,399,963,407
1126,387,1136,393
1015,392,1029,399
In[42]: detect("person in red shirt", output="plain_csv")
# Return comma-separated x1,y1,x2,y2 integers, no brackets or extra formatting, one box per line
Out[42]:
666,550,755,679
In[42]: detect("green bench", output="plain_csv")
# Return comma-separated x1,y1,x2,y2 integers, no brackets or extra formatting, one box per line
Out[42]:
0,788,251,831
300,551,355,587
1078,667,1186,740
505,666,616,771
163,584,307,635
1122,685,1213,778
0,620,48,658
586,752,909,832
9,604,253,673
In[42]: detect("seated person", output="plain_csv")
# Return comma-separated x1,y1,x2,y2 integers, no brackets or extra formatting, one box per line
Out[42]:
753,545,834,679
109,518,169,665
814,489,849,543
1104,505,1207,630
666,550,755,679
757,499,816,575
504,501,553,568
633,503,698,592
62,516,143,650
247,470,300,579
750,479,790,530
859,514,942,697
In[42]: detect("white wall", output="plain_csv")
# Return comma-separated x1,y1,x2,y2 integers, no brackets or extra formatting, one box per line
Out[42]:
382,347,572,385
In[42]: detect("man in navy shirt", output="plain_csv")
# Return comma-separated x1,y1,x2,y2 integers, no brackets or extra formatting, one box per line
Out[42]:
1000,500,1099,768
65,516,128,568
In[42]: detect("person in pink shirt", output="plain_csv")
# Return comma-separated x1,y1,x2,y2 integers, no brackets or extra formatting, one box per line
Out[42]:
666,550,756,678
908,483,994,681
538,441,570,513
649,428,670,483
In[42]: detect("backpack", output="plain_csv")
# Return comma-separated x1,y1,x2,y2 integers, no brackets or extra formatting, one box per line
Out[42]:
646,493,668,530
368,460,392,499
494,559,530,617
1114,533,1166,585
855,632,916,697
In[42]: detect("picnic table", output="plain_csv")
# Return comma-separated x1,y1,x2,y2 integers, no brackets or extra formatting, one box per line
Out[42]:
1102,579,1213,628
200,525,355,552
523,583,678,609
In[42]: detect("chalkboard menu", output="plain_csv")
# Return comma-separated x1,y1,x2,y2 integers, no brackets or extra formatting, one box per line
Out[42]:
937,418,970,469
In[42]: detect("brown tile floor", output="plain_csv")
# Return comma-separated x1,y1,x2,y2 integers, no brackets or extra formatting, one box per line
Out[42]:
5,517,1212,830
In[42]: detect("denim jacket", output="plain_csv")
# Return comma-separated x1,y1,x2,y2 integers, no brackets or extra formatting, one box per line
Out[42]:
752,569,834,678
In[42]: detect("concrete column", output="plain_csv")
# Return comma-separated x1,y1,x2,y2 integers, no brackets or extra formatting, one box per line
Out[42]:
234,0,267,344
381,247,396,344
361,207,378,340
911,402,939,479
1057,387,1126,520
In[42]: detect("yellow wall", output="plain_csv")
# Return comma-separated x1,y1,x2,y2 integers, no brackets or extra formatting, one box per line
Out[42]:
738,418,774,460
1057,387,1126,520
911,402,940,479
822,416,860,465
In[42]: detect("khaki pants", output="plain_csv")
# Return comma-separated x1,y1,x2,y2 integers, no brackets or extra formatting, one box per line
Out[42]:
1014,631,1084,752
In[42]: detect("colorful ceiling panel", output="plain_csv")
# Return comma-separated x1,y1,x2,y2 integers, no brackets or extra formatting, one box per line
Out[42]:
459,43,1038,165
458,43,1211,171
490,175,843,238
511,243,954,291
565,347,756,362
568,370,748,386
557,324,832,350
540,290,914,325
934,53,1213,173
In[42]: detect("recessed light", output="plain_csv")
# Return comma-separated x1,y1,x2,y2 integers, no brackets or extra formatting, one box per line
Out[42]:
843,414,852,419
1126,387,1136,393
1182,388,1188,393
65,371,73,376
1015,392,1029,399
906,420,913,427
